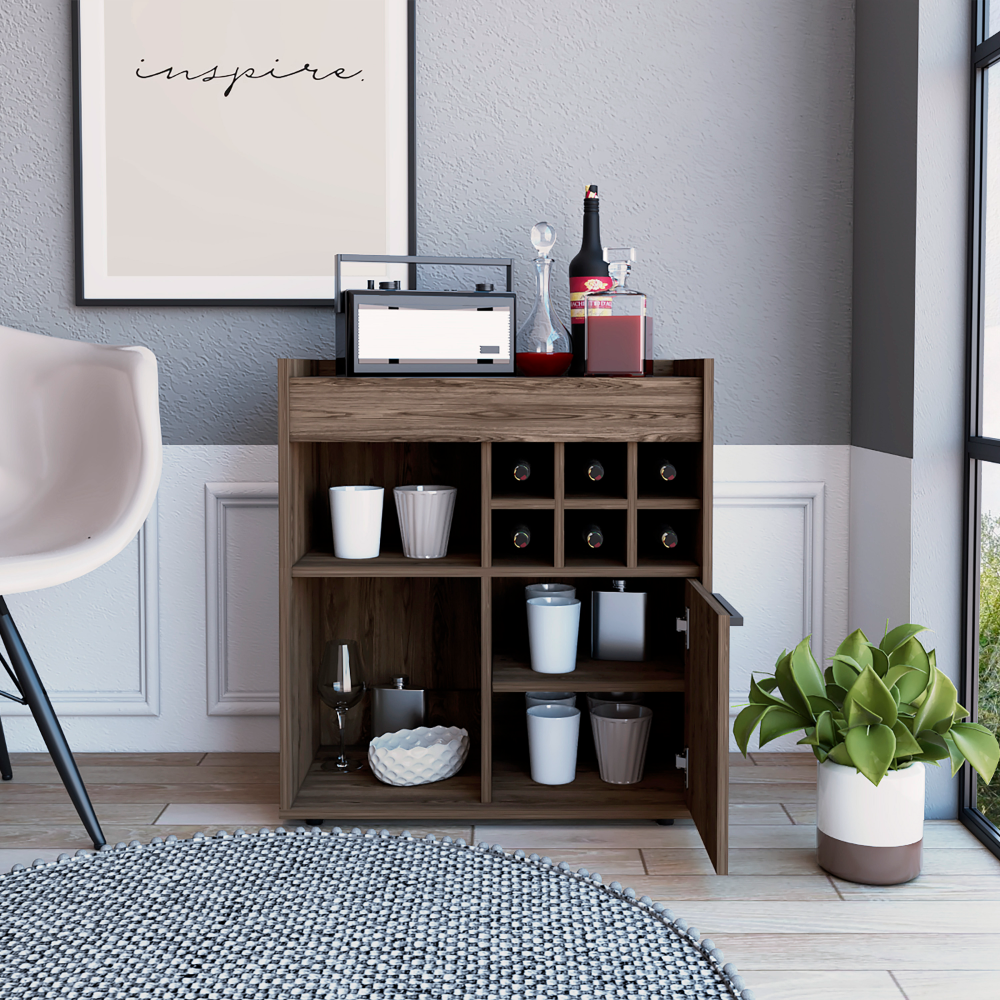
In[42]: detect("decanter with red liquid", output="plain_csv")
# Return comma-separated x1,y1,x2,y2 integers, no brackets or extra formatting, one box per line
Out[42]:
584,247,646,377
515,223,573,377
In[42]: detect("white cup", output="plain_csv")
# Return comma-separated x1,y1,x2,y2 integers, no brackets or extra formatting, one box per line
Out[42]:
525,583,577,602
329,486,383,559
525,691,576,709
527,596,581,674
527,705,580,784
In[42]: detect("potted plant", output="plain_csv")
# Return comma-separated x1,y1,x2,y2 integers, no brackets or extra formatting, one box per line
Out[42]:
734,624,1000,884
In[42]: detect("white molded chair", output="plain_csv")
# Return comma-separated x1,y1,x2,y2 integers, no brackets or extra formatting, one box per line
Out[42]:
0,325,162,847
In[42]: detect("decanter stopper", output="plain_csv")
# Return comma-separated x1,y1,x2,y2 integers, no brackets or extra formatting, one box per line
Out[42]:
531,222,557,258
604,246,637,287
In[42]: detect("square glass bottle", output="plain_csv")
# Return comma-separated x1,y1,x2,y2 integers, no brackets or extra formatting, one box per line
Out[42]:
584,248,646,377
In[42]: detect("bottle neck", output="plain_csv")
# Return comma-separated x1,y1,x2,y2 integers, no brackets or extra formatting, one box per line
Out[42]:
581,205,602,252
534,257,553,304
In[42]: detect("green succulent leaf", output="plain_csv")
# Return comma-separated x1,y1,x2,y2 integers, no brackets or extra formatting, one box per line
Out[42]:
733,703,770,756
816,710,838,747
808,696,840,715
847,698,883,729
891,720,922,757
890,637,932,703
825,683,848,706
868,645,890,679
955,702,971,720
749,676,788,708
827,741,854,767
774,650,814,720
836,629,873,670
914,732,951,761
884,663,918,691
843,665,898,730
812,745,830,763
844,724,896,785
759,707,812,747
790,637,827,702
758,676,780,693
830,656,862,692
912,668,959,735
950,722,1000,784
879,623,929,656
941,733,966,777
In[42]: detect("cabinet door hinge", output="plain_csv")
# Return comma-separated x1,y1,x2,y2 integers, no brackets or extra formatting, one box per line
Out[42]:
675,747,689,788
676,608,690,649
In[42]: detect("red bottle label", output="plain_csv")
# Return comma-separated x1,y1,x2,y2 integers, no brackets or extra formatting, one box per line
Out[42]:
570,275,612,321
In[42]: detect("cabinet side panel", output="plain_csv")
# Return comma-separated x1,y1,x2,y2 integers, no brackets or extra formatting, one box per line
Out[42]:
674,360,712,590
279,360,318,809
684,578,729,874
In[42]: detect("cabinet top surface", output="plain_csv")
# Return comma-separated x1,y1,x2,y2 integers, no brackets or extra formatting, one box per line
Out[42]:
281,363,711,443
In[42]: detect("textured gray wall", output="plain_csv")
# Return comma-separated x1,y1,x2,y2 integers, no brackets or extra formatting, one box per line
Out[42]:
851,0,918,459
0,1,854,445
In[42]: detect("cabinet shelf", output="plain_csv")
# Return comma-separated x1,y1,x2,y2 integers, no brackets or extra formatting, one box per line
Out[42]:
637,497,702,510
292,551,482,577
490,759,688,818
563,495,629,509
490,497,555,510
492,655,684,692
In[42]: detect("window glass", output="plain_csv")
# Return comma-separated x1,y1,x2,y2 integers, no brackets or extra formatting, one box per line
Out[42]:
990,3,1000,41
978,461,1000,827
984,67,1000,437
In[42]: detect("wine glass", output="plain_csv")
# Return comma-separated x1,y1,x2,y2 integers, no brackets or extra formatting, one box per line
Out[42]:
317,639,368,772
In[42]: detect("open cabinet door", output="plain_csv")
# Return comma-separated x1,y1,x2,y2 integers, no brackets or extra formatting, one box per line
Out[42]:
684,579,730,874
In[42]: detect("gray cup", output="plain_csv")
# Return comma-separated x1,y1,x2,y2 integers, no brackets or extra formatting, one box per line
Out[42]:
590,703,653,785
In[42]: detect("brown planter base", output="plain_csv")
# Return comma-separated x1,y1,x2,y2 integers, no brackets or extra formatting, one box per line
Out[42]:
817,829,922,885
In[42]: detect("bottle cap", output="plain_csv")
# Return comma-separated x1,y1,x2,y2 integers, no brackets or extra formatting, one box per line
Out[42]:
585,185,599,198
613,579,626,593
392,676,408,689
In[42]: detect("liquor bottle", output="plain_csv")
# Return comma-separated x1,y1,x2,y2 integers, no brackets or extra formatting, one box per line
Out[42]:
657,523,679,550
513,459,532,482
585,247,646,377
569,186,612,375
586,459,605,482
582,523,604,549
659,459,677,483
511,523,531,549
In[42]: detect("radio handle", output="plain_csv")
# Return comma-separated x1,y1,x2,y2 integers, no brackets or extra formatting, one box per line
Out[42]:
334,254,514,312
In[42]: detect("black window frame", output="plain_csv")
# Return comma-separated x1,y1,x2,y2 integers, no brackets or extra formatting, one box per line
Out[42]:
962,0,1000,858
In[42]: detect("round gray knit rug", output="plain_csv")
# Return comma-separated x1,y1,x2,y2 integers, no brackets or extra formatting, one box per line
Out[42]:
0,827,754,999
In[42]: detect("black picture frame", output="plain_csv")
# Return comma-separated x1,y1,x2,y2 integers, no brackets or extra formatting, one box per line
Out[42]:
72,0,416,306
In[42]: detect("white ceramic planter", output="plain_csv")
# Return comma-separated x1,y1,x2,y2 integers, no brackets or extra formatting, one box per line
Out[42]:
816,759,924,885
368,726,469,786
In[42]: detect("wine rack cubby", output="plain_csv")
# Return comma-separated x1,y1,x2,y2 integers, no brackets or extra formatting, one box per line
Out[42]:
279,360,731,873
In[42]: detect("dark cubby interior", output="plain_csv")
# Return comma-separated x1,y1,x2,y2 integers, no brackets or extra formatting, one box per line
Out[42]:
564,442,628,498
637,442,701,498
564,508,627,564
491,442,554,498
492,509,554,565
313,575,481,768
637,509,699,564
310,442,481,557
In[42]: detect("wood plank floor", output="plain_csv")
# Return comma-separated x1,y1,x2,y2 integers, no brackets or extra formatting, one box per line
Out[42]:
2,750,998,1000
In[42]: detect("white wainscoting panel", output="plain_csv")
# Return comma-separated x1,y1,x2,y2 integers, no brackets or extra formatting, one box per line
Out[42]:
1,501,159,716
205,483,279,716
714,445,849,753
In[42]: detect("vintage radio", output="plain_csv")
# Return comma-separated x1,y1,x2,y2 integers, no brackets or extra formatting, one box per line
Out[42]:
335,254,516,376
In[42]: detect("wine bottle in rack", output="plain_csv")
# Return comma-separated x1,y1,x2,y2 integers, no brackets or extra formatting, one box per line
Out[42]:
586,459,605,483
511,523,532,549
582,523,604,550
657,523,679,550
659,459,677,483
512,459,532,482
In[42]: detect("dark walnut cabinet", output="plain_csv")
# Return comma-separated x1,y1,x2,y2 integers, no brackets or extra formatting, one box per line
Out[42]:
278,360,730,874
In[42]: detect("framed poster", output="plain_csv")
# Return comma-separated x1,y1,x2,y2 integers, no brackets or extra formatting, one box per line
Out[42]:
72,0,415,305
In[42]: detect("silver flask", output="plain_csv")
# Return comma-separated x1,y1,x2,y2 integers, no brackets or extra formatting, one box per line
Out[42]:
371,676,426,737
591,580,647,661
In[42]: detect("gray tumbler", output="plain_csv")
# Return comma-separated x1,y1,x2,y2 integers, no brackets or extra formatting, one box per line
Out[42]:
590,703,653,784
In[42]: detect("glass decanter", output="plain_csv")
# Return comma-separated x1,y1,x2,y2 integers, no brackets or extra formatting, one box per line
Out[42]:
515,222,573,376
584,247,646,377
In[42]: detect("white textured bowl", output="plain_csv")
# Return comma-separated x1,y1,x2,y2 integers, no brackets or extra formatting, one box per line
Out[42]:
368,725,469,786
394,485,457,559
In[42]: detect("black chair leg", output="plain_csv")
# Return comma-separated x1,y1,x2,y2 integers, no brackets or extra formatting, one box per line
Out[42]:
0,713,12,781
0,596,106,848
